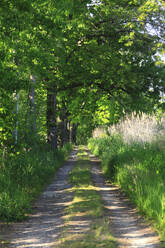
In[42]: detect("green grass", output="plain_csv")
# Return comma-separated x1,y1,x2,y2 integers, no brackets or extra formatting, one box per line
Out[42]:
88,136,165,240
0,143,72,222
57,146,116,248
58,219,116,248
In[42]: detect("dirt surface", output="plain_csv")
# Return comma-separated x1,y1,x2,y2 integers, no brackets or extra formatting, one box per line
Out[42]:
0,149,78,248
0,148,162,248
89,153,161,248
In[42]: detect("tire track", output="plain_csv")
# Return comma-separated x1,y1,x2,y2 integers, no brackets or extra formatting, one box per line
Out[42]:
89,153,160,248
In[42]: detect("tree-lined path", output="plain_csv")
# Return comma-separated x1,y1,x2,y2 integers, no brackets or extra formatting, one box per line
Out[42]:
1,148,160,248
0,0,165,247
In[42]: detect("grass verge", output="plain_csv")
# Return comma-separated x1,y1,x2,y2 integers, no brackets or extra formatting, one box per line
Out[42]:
0,143,72,222
88,136,165,241
57,146,116,248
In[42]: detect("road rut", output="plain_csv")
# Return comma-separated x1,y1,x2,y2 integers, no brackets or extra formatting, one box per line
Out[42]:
89,153,160,248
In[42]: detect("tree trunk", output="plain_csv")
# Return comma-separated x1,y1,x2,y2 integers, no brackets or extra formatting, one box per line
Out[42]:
47,85,57,150
29,74,36,131
69,121,72,144
60,103,69,146
14,92,19,144
71,123,77,144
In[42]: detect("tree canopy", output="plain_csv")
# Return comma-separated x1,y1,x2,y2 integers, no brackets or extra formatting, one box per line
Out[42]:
0,0,165,148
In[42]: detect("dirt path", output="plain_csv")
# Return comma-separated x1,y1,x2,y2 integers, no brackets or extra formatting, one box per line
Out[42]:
0,149,78,248
89,153,161,248
0,148,161,248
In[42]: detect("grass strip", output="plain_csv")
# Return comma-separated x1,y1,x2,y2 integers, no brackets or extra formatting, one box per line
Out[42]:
57,146,116,248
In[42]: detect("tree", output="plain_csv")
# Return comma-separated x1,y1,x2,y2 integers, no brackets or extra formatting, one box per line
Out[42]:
0,0,165,152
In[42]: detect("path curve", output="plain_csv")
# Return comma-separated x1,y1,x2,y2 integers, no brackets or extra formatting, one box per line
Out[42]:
1,149,78,248
89,153,160,248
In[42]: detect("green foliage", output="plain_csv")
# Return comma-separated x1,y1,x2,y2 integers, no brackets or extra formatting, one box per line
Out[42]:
0,0,164,145
0,143,72,221
76,124,93,145
88,136,165,239
0,0,165,225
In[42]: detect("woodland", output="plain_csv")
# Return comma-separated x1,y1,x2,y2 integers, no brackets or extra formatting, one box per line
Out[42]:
0,0,165,237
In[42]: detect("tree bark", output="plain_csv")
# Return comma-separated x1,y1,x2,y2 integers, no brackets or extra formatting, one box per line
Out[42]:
71,123,77,144
29,74,36,131
14,92,19,144
47,85,57,150
60,103,69,146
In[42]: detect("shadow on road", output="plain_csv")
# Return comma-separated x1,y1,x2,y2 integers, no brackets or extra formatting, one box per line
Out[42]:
90,155,160,248
0,151,77,248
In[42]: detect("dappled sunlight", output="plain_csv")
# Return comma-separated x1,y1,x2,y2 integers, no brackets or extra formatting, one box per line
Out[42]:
2,147,160,248
56,146,116,248
90,162,160,247
57,217,116,248
2,150,78,248
66,220,91,234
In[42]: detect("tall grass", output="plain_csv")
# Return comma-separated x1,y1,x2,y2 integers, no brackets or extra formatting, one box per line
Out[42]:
88,113,165,240
0,143,72,221
108,112,165,144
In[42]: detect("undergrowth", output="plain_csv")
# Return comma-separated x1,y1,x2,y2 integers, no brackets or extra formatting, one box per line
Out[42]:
88,136,165,240
57,146,116,248
0,143,72,221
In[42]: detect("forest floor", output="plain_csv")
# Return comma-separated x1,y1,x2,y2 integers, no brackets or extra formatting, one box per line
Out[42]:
0,147,161,248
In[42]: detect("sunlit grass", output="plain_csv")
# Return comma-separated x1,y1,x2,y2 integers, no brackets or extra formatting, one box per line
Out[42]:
88,134,165,240
57,146,116,248
58,219,116,248
93,112,165,145
67,149,103,219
